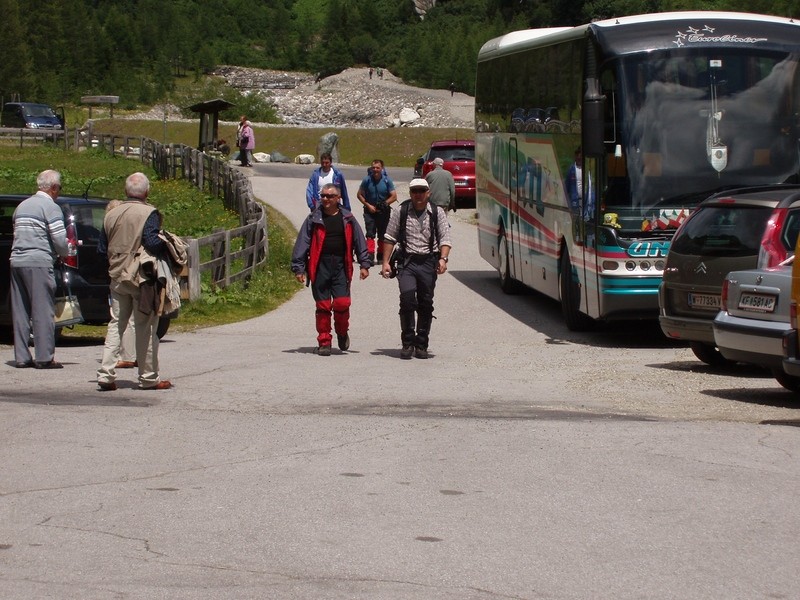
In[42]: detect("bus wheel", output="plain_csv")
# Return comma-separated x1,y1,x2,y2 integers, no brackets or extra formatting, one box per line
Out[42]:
498,231,518,294
772,369,800,393
689,342,733,368
559,250,592,331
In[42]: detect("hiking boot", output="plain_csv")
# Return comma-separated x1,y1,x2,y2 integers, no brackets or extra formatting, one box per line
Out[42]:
318,345,331,357
414,347,428,359
337,333,350,351
401,345,414,360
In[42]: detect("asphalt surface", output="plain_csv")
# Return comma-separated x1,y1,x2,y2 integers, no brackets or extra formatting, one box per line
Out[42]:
1,163,799,599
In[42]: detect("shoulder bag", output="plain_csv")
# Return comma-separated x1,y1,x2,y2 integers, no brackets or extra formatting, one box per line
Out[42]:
54,268,83,327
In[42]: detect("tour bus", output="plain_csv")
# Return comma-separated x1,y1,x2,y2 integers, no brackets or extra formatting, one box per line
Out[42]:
475,12,800,330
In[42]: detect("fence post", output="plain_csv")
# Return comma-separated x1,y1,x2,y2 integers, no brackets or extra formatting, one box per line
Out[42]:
224,229,232,287
211,227,226,287
185,238,201,301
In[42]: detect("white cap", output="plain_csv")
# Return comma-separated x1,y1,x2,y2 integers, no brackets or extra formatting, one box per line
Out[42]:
409,178,429,190
433,157,444,166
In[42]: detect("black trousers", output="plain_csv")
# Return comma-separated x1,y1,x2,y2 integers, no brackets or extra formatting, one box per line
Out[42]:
397,254,437,348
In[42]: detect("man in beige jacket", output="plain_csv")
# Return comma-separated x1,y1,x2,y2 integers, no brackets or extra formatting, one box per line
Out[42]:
96,172,171,391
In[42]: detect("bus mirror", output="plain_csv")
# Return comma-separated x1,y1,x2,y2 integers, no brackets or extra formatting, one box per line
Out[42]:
584,98,605,156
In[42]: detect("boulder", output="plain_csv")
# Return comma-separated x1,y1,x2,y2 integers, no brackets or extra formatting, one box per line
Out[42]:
271,151,291,163
317,132,340,162
295,154,315,164
399,107,420,124
253,152,271,163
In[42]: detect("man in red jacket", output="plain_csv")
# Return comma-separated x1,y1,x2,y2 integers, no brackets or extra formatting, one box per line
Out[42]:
291,184,371,356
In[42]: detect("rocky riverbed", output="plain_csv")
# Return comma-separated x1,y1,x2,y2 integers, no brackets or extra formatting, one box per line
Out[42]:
126,66,474,129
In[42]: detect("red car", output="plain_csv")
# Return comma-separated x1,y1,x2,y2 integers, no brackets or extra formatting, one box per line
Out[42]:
414,139,475,209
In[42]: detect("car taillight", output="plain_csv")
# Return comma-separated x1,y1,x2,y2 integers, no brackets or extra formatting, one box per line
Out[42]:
720,278,729,312
63,220,78,268
792,301,798,330
758,208,789,268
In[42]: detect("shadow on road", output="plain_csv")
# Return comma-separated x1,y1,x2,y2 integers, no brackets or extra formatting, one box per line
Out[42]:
452,269,684,350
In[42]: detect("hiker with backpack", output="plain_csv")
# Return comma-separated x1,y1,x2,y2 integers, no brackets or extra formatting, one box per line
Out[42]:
357,159,397,265
291,183,371,356
380,178,452,360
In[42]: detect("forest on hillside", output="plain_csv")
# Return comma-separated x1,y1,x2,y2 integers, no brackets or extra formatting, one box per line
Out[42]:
1,0,797,114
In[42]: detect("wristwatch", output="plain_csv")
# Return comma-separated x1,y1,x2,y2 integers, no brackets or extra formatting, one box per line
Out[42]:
440,256,449,263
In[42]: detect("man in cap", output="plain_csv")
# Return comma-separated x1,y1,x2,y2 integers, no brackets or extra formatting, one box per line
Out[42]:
425,157,455,212
380,178,452,359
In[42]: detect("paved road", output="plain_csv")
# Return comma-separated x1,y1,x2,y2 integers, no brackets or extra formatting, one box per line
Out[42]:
1,168,799,599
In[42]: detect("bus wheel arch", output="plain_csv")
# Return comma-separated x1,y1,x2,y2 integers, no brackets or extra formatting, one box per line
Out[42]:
558,246,592,331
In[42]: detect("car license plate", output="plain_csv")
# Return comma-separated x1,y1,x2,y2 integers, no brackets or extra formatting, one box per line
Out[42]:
688,293,720,310
454,181,467,187
738,293,776,312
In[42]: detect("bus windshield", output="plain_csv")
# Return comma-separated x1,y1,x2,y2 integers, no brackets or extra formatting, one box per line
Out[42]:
604,49,800,214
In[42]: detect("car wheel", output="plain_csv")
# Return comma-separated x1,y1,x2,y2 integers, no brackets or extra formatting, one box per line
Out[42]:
559,250,592,331
689,342,733,368
772,369,800,393
156,316,170,340
498,231,518,294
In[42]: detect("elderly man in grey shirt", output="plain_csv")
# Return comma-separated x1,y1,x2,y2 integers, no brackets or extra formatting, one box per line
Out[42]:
10,170,71,369
424,157,455,212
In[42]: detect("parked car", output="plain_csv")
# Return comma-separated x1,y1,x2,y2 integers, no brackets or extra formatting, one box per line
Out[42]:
1,194,111,330
1,194,176,338
413,139,475,208
781,241,800,389
1,102,64,129
712,260,800,391
659,184,800,366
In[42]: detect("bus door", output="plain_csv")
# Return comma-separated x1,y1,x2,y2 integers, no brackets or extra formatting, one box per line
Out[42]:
508,138,525,284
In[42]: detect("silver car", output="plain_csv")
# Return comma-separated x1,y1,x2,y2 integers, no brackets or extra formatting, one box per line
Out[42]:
712,259,800,392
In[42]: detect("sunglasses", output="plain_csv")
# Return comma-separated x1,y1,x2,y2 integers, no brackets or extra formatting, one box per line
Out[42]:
410,188,427,193
319,193,339,199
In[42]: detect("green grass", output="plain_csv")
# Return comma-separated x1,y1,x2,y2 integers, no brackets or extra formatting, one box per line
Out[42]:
87,119,472,167
0,145,301,339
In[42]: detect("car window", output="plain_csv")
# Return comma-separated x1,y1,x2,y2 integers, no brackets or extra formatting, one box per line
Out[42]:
429,147,475,162
670,206,773,256
25,105,57,118
0,202,17,238
68,205,105,243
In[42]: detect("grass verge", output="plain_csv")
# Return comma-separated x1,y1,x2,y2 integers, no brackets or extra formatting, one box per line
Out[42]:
0,145,301,341
88,119,472,167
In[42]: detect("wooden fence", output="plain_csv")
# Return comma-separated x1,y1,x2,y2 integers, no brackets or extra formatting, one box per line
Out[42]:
0,127,67,149
79,133,268,301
